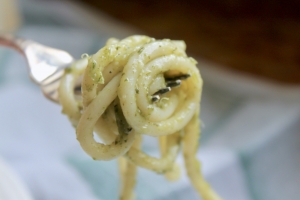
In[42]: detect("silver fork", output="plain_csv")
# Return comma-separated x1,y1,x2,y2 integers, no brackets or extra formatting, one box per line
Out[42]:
0,34,74,103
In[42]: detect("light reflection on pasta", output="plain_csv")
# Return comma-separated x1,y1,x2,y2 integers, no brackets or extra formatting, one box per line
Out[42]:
58,35,222,200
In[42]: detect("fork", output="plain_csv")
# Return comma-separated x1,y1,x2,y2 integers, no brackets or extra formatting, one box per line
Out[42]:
0,34,74,103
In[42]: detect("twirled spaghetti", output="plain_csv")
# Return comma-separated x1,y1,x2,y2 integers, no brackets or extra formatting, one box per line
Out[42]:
58,35,222,200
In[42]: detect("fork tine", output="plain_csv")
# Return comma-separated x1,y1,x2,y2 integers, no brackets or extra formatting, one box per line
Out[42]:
0,34,74,103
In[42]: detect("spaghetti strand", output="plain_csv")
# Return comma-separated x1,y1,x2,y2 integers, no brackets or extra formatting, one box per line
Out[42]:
59,35,222,200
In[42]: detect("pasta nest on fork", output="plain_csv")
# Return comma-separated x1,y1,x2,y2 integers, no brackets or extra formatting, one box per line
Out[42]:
58,35,221,200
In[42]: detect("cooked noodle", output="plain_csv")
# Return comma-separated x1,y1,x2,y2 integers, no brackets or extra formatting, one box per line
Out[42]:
58,35,222,200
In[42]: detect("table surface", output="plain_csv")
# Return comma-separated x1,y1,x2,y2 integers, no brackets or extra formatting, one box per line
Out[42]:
80,0,300,84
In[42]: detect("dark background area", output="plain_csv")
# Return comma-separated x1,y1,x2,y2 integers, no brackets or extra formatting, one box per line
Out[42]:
77,0,300,84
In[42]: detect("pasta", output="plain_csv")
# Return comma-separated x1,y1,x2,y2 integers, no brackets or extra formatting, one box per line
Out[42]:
58,35,222,200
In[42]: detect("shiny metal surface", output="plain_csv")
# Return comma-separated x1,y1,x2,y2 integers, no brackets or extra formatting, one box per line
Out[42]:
0,34,74,103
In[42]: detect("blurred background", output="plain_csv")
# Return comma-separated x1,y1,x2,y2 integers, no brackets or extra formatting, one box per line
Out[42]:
80,0,300,84
0,0,299,200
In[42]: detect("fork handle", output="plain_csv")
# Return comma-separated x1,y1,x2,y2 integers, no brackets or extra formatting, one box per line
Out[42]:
0,34,28,54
